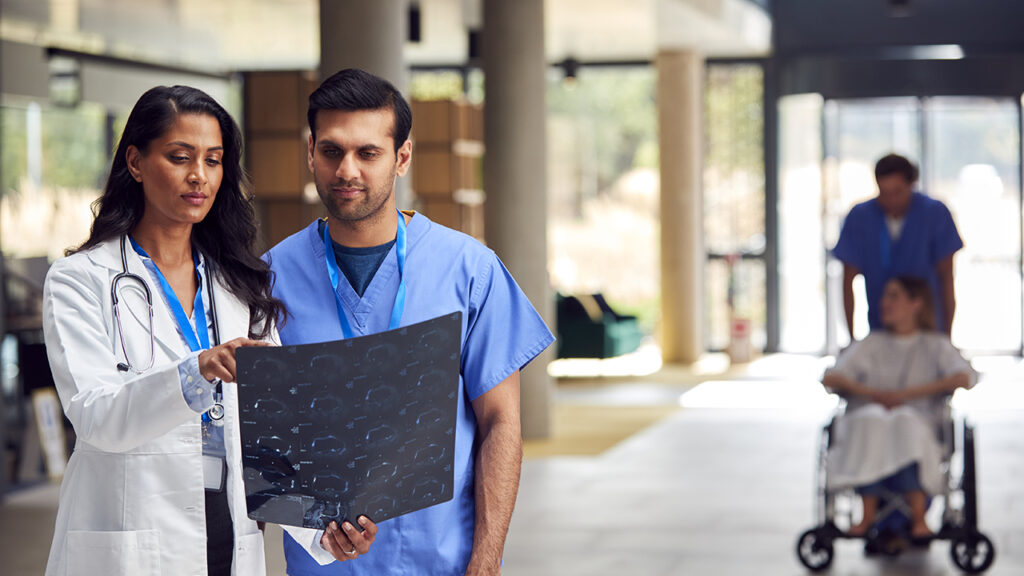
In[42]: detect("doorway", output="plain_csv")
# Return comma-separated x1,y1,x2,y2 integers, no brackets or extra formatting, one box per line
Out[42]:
779,95,1023,355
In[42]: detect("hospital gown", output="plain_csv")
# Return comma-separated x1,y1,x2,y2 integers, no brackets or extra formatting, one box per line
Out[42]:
824,331,975,495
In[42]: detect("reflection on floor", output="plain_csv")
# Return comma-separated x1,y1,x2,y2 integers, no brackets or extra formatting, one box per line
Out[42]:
504,355,1024,576
523,404,680,458
2,354,1023,576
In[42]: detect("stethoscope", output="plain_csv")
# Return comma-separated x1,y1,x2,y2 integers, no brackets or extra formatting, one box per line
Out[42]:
111,235,224,421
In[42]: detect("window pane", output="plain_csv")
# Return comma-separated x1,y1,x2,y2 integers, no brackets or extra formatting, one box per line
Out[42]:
1,100,107,259
704,64,765,256
778,93,825,353
409,71,465,101
547,66,659,331
704,63,766,352
926,97,1021,352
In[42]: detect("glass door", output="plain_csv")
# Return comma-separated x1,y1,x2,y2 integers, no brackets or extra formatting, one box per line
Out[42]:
779,95,1023,354
925,98,1022,353
823,98,922,352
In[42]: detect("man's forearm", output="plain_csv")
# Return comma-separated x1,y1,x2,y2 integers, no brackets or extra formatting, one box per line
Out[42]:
466,420,522,575
942,287,956,336
937,257,956,336
842,265,858,341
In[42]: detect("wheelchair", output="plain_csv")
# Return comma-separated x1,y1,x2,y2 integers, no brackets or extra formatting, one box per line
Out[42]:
796,393,996,573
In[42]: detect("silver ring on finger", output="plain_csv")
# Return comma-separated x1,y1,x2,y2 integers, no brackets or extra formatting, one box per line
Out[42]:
344,547,358,557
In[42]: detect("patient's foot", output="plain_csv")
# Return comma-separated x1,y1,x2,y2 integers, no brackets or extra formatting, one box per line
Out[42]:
847,519,873,537
910,521,933,540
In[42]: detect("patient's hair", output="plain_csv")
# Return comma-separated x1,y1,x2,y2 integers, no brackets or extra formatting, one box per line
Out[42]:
890,276,935,331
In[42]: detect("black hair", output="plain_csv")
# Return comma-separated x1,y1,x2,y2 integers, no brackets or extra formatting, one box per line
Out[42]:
888,276,936,332
72,85,285,338
307,68,412,153
875,153,919,184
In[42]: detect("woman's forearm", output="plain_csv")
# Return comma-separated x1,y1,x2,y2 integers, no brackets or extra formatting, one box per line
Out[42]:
823,373,873,397
903,372,970,402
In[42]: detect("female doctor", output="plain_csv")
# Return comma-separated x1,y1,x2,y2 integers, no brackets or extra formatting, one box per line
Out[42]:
41,85,362,576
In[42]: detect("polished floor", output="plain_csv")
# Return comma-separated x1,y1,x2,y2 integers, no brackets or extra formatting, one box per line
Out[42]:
502,356,1024,576
3,355,1024,575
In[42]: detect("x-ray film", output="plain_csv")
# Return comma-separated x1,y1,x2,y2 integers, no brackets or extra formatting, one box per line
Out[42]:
236,312,462,530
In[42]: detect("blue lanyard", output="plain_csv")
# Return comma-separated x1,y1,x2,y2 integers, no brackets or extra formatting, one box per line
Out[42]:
322,211,407,338
129,237,211,352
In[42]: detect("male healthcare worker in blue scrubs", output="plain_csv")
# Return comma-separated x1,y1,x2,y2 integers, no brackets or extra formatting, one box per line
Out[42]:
265,68,554,575
833,153,963,339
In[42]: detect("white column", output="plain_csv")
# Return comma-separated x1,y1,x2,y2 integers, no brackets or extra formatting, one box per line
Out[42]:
482,0,553,439
657,50,704,364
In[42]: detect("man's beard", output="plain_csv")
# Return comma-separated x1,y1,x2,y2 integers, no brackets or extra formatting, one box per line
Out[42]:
317,169,396,224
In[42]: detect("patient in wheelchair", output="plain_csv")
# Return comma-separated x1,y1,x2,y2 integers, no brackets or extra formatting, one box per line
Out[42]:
822,276,975,541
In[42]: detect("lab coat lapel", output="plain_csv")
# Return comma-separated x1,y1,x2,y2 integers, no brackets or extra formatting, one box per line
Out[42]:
210,271,250,346
88,237,191,360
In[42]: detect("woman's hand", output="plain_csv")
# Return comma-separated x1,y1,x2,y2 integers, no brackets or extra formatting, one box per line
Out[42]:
198,337,268,382
319,517,378,562
870,389,908,409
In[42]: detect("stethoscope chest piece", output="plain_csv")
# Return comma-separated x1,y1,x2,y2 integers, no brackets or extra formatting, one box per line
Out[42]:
208,402,225,422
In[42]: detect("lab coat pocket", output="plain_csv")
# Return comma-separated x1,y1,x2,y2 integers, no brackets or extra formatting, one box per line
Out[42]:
65,529,161,576
234,531,267,576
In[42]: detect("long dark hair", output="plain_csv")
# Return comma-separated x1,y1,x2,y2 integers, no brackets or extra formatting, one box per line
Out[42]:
889,276,936,332
73,85,285,338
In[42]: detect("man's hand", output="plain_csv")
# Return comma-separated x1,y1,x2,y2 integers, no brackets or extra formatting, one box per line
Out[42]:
198,337,268,382
318,517,378,562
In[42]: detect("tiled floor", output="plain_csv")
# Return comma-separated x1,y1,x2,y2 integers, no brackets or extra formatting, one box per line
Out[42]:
3,355,1023,575
503,358,1024,576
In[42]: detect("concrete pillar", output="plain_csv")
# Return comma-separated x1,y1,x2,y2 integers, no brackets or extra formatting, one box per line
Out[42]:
482,0,553,439
319,0,411,207
657,50,704,364
319,0,407,89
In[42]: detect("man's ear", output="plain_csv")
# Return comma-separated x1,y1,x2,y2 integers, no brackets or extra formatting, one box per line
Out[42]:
395,139,412,178
126,145,143,182
307,133,316,173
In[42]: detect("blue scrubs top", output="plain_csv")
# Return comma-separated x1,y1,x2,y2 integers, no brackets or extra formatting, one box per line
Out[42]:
265,212,554,575
832,192,963,331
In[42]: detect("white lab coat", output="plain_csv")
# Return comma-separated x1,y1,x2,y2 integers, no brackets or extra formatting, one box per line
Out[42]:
41,236,325,576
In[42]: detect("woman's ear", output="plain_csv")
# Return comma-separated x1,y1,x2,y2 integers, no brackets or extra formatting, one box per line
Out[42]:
911,298,927,327
126,145,143,182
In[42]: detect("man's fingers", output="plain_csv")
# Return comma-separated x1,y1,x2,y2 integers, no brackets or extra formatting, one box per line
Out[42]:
321,522,358,561
327,522,359,557
343,521,371,554
358,516,378,540
320,524,343,560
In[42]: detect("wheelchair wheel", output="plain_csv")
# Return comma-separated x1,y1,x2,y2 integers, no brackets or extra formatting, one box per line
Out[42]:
951,531,995,574
796,528,834,572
